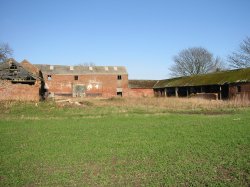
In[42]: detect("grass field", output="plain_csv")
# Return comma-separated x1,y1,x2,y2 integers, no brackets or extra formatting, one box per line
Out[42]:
0,98,250,186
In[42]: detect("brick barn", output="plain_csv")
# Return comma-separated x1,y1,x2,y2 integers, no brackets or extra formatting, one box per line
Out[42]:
0,59,41,101
153,68,250,100
1,59,250,101
128,80,157,97
35,64,129,98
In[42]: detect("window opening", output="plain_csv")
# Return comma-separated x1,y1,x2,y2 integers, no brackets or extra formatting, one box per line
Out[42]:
117,92,122,96
9,63,18,70
48,75,52,80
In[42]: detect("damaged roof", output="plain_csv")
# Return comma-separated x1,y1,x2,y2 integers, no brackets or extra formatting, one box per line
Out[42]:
21,59,40,77
129,80,158,89
154,68,250,88
35,64,128,75
0,59,39,82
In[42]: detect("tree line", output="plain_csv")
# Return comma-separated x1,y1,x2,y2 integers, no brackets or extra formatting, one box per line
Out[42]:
1,37,250,77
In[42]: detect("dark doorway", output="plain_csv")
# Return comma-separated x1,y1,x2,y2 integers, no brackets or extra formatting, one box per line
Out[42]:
117,92,122,97
221,84,229,100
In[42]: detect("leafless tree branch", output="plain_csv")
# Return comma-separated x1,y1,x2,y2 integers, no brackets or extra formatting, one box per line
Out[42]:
228,37,250,68
0,43,13,63
169,47,224,77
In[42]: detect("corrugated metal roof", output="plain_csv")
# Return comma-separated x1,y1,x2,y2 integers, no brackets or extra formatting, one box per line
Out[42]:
154,68,250,88
129,80,158,89
34,64,128,75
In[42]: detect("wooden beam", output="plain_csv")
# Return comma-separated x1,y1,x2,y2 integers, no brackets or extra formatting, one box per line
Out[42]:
164,88,167,97
11,80,36,83
219,86,222,100
175,87,178,97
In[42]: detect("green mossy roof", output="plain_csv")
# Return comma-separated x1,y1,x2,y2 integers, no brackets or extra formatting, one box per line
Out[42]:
129,80,158,88
154,68,250,88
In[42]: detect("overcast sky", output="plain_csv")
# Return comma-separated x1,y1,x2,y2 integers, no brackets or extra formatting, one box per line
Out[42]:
1,0,249,79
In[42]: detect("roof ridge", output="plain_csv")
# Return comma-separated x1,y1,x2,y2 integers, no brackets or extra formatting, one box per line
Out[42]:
153,67,250,88
35,64,126,67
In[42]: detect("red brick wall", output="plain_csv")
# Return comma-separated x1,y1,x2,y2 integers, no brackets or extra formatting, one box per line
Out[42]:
229,83,250,100
0,80,40,101
43,74,129,97
128,88,155,97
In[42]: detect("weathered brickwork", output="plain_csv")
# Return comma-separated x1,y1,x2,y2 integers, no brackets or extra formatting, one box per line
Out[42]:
1,60,249,101
0,80,40,101
229,83,250,100
43,73,129,97
128,88,154,97
128,80,157,97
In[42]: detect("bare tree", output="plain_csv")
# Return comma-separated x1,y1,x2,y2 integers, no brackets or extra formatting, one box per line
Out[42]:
169,47,224,77
213,56,226,72
0,43,13,63
228,37,250,68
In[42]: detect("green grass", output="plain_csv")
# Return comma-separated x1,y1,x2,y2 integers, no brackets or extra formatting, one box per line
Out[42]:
0,101,250,186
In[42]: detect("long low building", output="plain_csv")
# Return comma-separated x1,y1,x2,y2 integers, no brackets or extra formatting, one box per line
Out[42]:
153,68,250,100
1,59,250,101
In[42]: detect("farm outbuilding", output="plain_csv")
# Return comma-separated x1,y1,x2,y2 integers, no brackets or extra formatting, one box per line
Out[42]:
128,80,157,97
153,68,250,100
35,64,129,98
0,59,42,101
1,58,250,101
